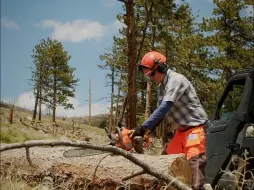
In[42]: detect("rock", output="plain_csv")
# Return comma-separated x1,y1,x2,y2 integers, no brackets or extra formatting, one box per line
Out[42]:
26,116,33,121
38,130,45,134
60,136,69,141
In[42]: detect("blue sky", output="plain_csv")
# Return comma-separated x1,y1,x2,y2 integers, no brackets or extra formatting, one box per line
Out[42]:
1,0,251,116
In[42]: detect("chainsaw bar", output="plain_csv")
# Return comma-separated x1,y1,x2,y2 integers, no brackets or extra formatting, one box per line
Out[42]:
63,148,107,157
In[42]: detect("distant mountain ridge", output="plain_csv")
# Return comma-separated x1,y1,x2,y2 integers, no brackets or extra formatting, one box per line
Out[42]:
0,101,108,127
0,101,31,113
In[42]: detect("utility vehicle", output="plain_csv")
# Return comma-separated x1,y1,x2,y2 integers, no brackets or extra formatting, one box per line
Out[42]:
205,68,254,189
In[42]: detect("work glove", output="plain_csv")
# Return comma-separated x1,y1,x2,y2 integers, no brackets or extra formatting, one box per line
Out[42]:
130,125,146,139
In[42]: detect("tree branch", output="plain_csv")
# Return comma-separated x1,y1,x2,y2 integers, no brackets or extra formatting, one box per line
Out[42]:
122,170,146,181
1,140,191,190
93,154,110,182
136,2,154,64
25,147,33,166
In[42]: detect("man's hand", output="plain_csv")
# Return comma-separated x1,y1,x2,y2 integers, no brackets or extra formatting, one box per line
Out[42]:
130,125,146,138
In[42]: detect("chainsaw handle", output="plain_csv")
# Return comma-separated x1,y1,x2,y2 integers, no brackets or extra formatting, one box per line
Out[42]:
116,127,125,149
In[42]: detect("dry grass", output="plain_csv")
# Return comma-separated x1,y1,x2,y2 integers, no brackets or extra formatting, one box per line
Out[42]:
215,152,254,190
0,178,35,190
0,106,109,144
0,161,127,190
0,104,110,189
0,123,55,143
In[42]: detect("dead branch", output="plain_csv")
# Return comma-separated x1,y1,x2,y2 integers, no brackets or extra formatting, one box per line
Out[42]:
122,170,146,181
25,147,33,166
20,119,32,127
1,140,191,190
93,154,110,182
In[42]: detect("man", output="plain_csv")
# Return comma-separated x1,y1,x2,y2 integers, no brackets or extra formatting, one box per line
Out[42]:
132,51,208,189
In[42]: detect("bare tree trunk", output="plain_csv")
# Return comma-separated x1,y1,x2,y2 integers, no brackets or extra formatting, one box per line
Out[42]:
126,0,137,129
38,64,42,121
9,103,15,124
145,19,156,119
110,67,115,131
52,70,57,123
141,77,146,111
157,29,169,143
137,2,154,116
38,93,42,121
114,69,123,127
33,89,39,120
117,95,128,127
145,79,152,119
136,1,153,64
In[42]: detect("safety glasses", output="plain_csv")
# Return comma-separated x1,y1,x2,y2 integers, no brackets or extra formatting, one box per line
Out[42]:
138,65,153,77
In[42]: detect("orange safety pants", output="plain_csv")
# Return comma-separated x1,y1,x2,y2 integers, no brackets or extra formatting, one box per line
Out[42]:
166,124,207,189
166,124,206,160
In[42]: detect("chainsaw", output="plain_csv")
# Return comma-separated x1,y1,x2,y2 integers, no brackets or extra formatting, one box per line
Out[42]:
63,127,150,158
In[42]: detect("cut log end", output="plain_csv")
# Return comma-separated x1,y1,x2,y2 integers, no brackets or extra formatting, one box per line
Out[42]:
170,157,192,187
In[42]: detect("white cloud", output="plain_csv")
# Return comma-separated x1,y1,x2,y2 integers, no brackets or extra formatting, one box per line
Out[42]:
36,19,104,42
15,91,110,117
105,19,125,32
36,19,123,42
1,18,20,30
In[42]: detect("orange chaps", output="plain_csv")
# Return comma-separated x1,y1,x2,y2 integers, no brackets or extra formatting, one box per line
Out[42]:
166,124,207,189
166,125,206,159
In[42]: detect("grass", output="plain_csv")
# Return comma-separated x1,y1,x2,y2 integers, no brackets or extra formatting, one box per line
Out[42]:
0,123,54,143
0,104,110,189
0,178,35,190
0,105,108,144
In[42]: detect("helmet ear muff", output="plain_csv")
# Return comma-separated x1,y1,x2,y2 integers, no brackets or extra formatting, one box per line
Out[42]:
139,58,168,76
158,64,168,73
153,59,168,74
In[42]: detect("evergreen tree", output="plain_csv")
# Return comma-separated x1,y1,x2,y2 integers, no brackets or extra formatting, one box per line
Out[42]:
31,38,79,122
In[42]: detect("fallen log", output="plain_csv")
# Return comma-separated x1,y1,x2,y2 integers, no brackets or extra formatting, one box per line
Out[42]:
0,140,192,190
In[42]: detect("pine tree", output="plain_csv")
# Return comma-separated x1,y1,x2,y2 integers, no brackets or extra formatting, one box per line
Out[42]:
201,0,254,81
31,38,79,122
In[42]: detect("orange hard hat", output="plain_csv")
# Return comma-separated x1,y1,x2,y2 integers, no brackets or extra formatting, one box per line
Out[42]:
140,51,167,70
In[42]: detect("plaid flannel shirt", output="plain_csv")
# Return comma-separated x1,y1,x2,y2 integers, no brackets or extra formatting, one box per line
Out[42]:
157,70,208,129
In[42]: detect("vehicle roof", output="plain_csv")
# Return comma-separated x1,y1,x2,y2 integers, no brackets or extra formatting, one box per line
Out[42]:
232,68,254,77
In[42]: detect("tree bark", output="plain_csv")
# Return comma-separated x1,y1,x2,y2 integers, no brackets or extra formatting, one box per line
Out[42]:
9,107,14,124
145,20,156,119
33,89,39,120
117,95,128,127
38,63,43,121
136,1,154,64
126,0,137,129
52,66,57,122
110,67,115,131
114,68,123,127
38,89,42,121
1,141,192,190
145,79,152,119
